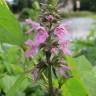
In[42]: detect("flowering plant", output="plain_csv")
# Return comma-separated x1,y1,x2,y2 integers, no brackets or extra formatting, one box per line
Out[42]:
24,8,72,95
0,0,96,96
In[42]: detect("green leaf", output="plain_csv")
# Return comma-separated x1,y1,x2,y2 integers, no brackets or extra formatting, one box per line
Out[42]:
0,44,25,74
0,1,24,45
75,55,92,74
65,56,89,95
6,75,26,96
66,55,80,77
66,55,96,96
61,77,87,96
80,71,96,96
0,0,9,8
0,75,18,93
75,56,96,96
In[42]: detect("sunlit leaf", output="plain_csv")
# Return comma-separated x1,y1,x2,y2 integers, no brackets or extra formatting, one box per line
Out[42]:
61,77,87,96
0,0,24,45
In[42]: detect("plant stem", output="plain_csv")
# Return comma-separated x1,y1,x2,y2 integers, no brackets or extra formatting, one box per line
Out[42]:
46,51,54,96
48,63,53,96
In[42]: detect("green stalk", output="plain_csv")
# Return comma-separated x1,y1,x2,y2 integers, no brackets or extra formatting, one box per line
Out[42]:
48,63,53,96
46,51,54,96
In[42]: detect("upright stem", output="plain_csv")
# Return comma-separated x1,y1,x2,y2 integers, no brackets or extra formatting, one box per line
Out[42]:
48,63,53,96
46,51,54,96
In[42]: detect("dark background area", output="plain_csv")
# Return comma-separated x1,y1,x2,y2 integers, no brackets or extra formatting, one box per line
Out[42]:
74,0,96,11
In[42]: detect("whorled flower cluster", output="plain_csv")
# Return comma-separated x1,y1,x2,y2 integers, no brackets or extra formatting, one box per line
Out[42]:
24,16,72,79
25,17,71,57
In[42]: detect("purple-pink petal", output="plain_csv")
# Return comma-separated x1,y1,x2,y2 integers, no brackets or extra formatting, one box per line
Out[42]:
25,39,34,47
51,47,56,54
31,21,40,30
34,26,48,45
25,47,38,57
25,18,33,25
59,65,70,78
54,23,71,55
48,15,54,22
62,48,72,55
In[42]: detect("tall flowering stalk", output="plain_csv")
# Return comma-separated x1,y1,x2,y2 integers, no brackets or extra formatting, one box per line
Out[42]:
24,4,72,96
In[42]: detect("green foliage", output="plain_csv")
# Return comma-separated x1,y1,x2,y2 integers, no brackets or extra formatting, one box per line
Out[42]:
75,56,96,96
66,55,96,96
0,74,26,96
0,44,45,96
48,0,58,7
0,44,25,74
72,33,96,66
61,55,87,95
19,0,40,21
61,78,87,96
0,0,24,45
47,0,58,11
6,75,26,96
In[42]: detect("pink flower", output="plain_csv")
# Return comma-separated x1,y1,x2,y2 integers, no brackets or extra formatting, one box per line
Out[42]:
54,23,71,55
25,40,38,57
47,15,54,22
59,40,70,45
34,27,48,45
58,64,70,78
59,41,72,55
54,25,69,41
25,18,33,25
25,46,38,57
25,27,48,57
51,47,56,54
60,46,72,55
60,64,70,71
31,21,40,30
25,19,40,34
25,39,33,46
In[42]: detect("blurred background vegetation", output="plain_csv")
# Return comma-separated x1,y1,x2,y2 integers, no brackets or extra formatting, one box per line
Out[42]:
6,0,96,12
5,0,96,19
